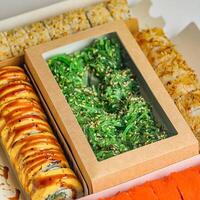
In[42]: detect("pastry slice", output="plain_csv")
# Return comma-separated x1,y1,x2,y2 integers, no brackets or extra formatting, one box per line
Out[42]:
158,61,192,85
106,0,131,20
4,27,29,56
175,89,200,134
86,3,113,27
64,9,90,33
43,14,71,39
24,21,51,46
0,32,12,61
165,71,199,100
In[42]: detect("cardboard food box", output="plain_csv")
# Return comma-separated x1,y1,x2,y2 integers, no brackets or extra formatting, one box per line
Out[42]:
0,58,89,199
79,154,200,199
24,20,198,193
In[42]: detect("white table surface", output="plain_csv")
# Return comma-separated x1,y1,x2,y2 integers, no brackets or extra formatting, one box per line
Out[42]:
0,0,200,37
0,0,65,20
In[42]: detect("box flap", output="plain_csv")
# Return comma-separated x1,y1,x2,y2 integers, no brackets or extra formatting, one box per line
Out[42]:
131,0,164,29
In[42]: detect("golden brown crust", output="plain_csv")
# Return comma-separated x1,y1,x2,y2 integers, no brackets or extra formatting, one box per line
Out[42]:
165,71,199,100
0,66,83,199
64,9,91,33
0,32,13,61
24,21,51,46
86,3,113,27
0,1,131,61
106,0,131,20
4,28,29,56
175,90,200,134
136,28,200,143
43,14,72,40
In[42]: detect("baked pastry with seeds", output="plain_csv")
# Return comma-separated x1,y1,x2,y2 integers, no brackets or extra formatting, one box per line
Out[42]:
106,0,131,20
86,3,113,27
24,22,51,46
136,28,200,144
44,14,72,39
4,28,29,56
175,89,200,135
0,32,13,61
64,9,91,33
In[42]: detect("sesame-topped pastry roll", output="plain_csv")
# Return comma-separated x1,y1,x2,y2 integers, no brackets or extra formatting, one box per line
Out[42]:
165,72,200,100
86,3,113,27
24,22,51,47
155,53,192,85
106,0,131,20
4,27,29,56
64,9,91,33
136,27,200,143
165,71,200,100
175,89,200,135
43,14,72,40
136,28,200,100
0,65,83,199
0,32,13,61
136,28,173,65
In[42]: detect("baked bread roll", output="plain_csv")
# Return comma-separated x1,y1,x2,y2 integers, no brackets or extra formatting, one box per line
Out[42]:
0,66,83,200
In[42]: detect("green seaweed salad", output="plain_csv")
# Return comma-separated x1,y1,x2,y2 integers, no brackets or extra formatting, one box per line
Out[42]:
48,36,168,161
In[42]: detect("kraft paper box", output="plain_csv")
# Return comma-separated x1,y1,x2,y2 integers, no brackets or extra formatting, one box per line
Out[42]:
24,20,199,193
79,154,200,199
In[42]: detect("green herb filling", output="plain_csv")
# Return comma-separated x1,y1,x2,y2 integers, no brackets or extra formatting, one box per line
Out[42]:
48,37,168,161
